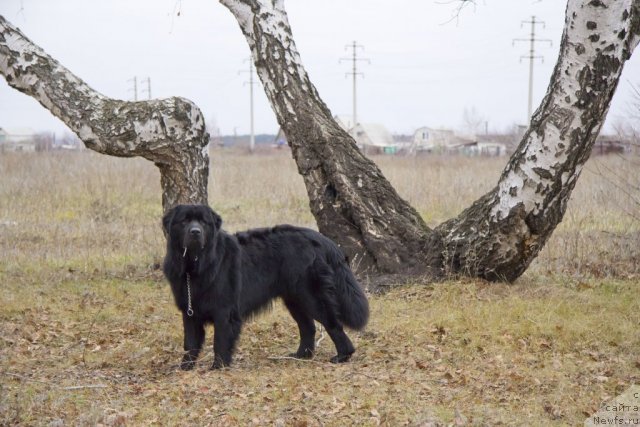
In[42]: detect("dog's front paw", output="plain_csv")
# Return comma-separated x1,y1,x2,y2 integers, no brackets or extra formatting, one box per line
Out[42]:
180,359,196,371
211,361,229,370
289,348,314,360
330,353,352,364
211,356,230,370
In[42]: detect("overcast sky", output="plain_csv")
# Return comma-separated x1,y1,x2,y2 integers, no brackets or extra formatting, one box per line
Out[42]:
1,0,639,136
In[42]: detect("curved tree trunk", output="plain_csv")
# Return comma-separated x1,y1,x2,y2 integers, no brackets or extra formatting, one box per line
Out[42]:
0,15,209,211
219,0,430,274
221,0,640,281
431,0,640,281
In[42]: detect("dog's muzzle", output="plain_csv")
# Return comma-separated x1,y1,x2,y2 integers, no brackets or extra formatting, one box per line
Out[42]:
183,221,205,251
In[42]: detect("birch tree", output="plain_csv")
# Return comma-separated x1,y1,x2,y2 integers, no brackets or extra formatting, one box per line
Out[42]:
219,0,640,281
0,15,209,211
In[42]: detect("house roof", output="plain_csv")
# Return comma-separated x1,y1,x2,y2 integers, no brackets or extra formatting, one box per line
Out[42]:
413,126,455,136
352,123,395,147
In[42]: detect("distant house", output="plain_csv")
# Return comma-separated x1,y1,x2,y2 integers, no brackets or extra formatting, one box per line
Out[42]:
413,127,454,151
0,128,37,152
593,134,633,155
472,134,512,156
350,122,399,154
467,141,507,156
333,115,400,154
411,126,513,156
411,126,474,154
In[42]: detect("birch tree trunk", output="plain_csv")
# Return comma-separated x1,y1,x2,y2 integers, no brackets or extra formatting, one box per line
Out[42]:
221,0,640,281
431,0,640,280
0,15,209,211
219,0,430,274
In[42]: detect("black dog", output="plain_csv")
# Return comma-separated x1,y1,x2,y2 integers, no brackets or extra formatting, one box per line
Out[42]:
162,204,369,370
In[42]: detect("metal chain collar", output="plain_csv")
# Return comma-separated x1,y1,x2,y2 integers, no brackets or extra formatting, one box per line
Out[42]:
183,247,197,317
186,273,194,317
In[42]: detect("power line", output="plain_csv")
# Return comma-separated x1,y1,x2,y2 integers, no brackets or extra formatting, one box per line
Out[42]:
513,16,552,122
128,76,138,101
340,41,370,129
141,77,152,100
239,59,256,152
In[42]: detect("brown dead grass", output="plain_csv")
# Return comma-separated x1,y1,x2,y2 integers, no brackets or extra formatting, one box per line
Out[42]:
1,149,639,425
1,276,638,425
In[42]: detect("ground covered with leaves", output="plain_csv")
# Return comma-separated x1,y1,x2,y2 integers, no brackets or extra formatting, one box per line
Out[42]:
1,152,639,425
1,273,638,426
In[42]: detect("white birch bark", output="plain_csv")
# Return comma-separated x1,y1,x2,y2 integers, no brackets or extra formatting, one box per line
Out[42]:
434,0,640,280
2,0,638,281
0,15,210,211
219,0,430,274
221,0,640,281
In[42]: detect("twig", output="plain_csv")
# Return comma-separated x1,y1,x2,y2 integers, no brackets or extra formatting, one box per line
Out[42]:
437,0,477,25
266,356,325,364
3,372,107,390
341,371,379,380
82,306,104,367
315,324,325,349
4,372,51,385
61,384,107,390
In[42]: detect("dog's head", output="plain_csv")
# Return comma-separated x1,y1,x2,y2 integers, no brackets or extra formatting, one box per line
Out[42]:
162,204,222,258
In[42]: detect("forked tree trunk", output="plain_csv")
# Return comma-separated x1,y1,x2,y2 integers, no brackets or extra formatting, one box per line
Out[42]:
0,16,209,211
2,2,639,281
221,0,639,281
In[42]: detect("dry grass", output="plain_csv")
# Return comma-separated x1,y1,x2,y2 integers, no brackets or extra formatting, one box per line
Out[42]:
1,149,639,425
1,277,638,425
2,149,638,279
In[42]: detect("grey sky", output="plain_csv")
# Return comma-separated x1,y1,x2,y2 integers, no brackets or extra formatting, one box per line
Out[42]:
1,0,638,136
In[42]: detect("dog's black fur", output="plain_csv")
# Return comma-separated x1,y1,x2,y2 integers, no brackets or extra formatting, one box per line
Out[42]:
162,204,369,370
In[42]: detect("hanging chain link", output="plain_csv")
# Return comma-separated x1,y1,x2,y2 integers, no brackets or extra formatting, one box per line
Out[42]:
186,273,194,317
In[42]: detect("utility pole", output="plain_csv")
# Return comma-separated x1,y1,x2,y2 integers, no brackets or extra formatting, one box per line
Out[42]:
340,41,369,130
128,76,138,101
141,77,152,100
513,16,552,122
239,59,256,152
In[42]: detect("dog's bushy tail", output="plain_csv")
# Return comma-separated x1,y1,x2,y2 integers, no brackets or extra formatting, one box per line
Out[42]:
324,247,369,330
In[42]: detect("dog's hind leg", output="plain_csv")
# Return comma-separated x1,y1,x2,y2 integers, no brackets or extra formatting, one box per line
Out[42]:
181,314,205,370
312,261,356,363
212,309,242,369
324,323,355,363
313,301,355,363
284,299,316,359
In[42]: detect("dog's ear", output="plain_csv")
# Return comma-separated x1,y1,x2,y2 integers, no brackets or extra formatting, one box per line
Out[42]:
162,205,178,235
207,206,222,230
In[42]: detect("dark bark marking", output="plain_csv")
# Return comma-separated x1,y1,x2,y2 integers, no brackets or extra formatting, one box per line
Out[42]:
588,0,607,7
533,167,553,180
